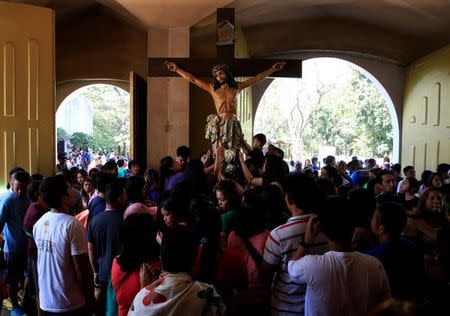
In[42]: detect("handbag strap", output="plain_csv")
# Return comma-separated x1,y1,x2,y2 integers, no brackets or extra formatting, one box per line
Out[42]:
240,236,263,267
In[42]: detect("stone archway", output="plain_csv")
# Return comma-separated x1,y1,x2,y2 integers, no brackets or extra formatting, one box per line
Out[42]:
56,83,131,162
253,57,400,162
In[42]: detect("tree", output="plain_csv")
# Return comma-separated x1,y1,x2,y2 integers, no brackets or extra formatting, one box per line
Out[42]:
70,132,92,149
255,59,393,160
57,127,70,141
81,85,130,154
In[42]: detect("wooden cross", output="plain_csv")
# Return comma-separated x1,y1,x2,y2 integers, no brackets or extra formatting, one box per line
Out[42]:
148,8,302,78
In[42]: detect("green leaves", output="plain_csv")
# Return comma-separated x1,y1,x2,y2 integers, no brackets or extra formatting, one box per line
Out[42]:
255,60,393,159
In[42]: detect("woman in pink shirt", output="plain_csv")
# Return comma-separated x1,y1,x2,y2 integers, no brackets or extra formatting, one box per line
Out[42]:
228,190,270,312
111,213,160,316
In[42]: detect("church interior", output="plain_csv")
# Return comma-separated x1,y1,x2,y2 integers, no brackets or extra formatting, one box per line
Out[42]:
0,1,450,316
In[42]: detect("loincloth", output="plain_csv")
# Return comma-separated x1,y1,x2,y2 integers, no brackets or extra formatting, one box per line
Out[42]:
205,114,243,151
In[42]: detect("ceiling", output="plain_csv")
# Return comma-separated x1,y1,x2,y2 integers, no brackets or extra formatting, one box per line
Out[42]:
6,0,450,63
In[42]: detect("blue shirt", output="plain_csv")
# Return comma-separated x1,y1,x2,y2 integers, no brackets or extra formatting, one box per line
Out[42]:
87,195,106,224
0,190,30,253
367,239,424,301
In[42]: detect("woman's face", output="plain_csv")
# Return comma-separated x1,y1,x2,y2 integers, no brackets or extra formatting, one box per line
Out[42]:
425,191,443,213
216,190,230,211
162,208,177,228
83,180,93,193
77,173,85,185
320,168,328,178
399,178,410,192
431,175,443,188
337,163,346,174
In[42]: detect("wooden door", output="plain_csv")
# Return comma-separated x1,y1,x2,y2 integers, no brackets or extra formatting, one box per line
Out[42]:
0,2,55,191
130,71,147,170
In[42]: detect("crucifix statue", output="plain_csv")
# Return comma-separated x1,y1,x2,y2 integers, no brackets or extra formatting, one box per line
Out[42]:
165,60,285,153
148,8,302,154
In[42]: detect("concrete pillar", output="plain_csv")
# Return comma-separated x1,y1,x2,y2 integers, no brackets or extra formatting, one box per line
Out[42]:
147,27,189,168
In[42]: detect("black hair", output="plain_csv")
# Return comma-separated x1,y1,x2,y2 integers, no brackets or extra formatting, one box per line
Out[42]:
259,184,290,230
325,155,335,166
391,163,401,173
76,169,88,179
102,160,118,173
375,169,394,184
212,67,238,91
12,170,31,183
425,172,442,188
117,213,159,272
81,176,93,201
317,178,337,199
160,197,186,219
283,173,322,213
95,172,117,193
437,163,450,177
183,159,207,196
69,167,79,185
234,190,266,239
249,149,265,169
176,146,191,159
188,197,221,282
367,158,376,166
348,188,376,228
105,182,125,205
128,160,140,170
126,176,146,204
403,165,414,175
252,133,267,146
420,170,433,186
263,154,289,186
159,156,175,190
214,180,242,210
30,173,44,182
56,169,71,182
144,169,160,190
117,159,125,168
40,175,68,208
318,197,354,245
321,165,342,187
28,180,43,202
404,176,419,194
375,202,407,239
160,226,196,273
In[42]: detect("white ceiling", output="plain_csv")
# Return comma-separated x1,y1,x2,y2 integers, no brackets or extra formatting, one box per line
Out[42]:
116,0,234,28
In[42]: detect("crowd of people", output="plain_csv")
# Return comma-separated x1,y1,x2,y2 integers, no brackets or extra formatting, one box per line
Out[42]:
0,134,449,316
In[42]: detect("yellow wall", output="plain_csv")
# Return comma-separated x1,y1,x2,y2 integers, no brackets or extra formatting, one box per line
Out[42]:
402,45,450,176
0,2,55,192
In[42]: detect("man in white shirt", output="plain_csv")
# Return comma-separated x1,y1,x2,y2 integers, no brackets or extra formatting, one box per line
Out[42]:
287,197,391,316
33,175,94,315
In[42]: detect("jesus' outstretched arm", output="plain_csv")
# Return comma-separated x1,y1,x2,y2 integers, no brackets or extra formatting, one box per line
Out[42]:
238,62,286,90
165,61,211,92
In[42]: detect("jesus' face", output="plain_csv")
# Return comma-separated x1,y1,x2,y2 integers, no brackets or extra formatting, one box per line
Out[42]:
214,69,227,84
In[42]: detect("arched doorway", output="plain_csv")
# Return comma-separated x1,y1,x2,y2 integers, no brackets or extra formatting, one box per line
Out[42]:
254,57,399,163
56,83,130,169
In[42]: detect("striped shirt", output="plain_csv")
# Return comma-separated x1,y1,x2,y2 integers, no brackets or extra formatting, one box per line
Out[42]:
263,214,329,316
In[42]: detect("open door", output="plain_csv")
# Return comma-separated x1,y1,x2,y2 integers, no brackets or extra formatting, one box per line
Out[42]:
130,72,147,170
0,2,55,191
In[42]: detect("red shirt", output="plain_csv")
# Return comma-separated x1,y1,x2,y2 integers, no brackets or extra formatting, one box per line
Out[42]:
111,257,161,316
23,202,46,260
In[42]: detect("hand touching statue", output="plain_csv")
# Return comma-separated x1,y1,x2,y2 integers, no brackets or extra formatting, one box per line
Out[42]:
165,61,178,72
271,61,286,72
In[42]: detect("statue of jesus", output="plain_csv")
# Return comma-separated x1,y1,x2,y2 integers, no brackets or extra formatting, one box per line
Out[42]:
166,61,285,153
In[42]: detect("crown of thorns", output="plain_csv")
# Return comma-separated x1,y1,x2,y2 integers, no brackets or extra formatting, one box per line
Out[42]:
212,64,231,76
